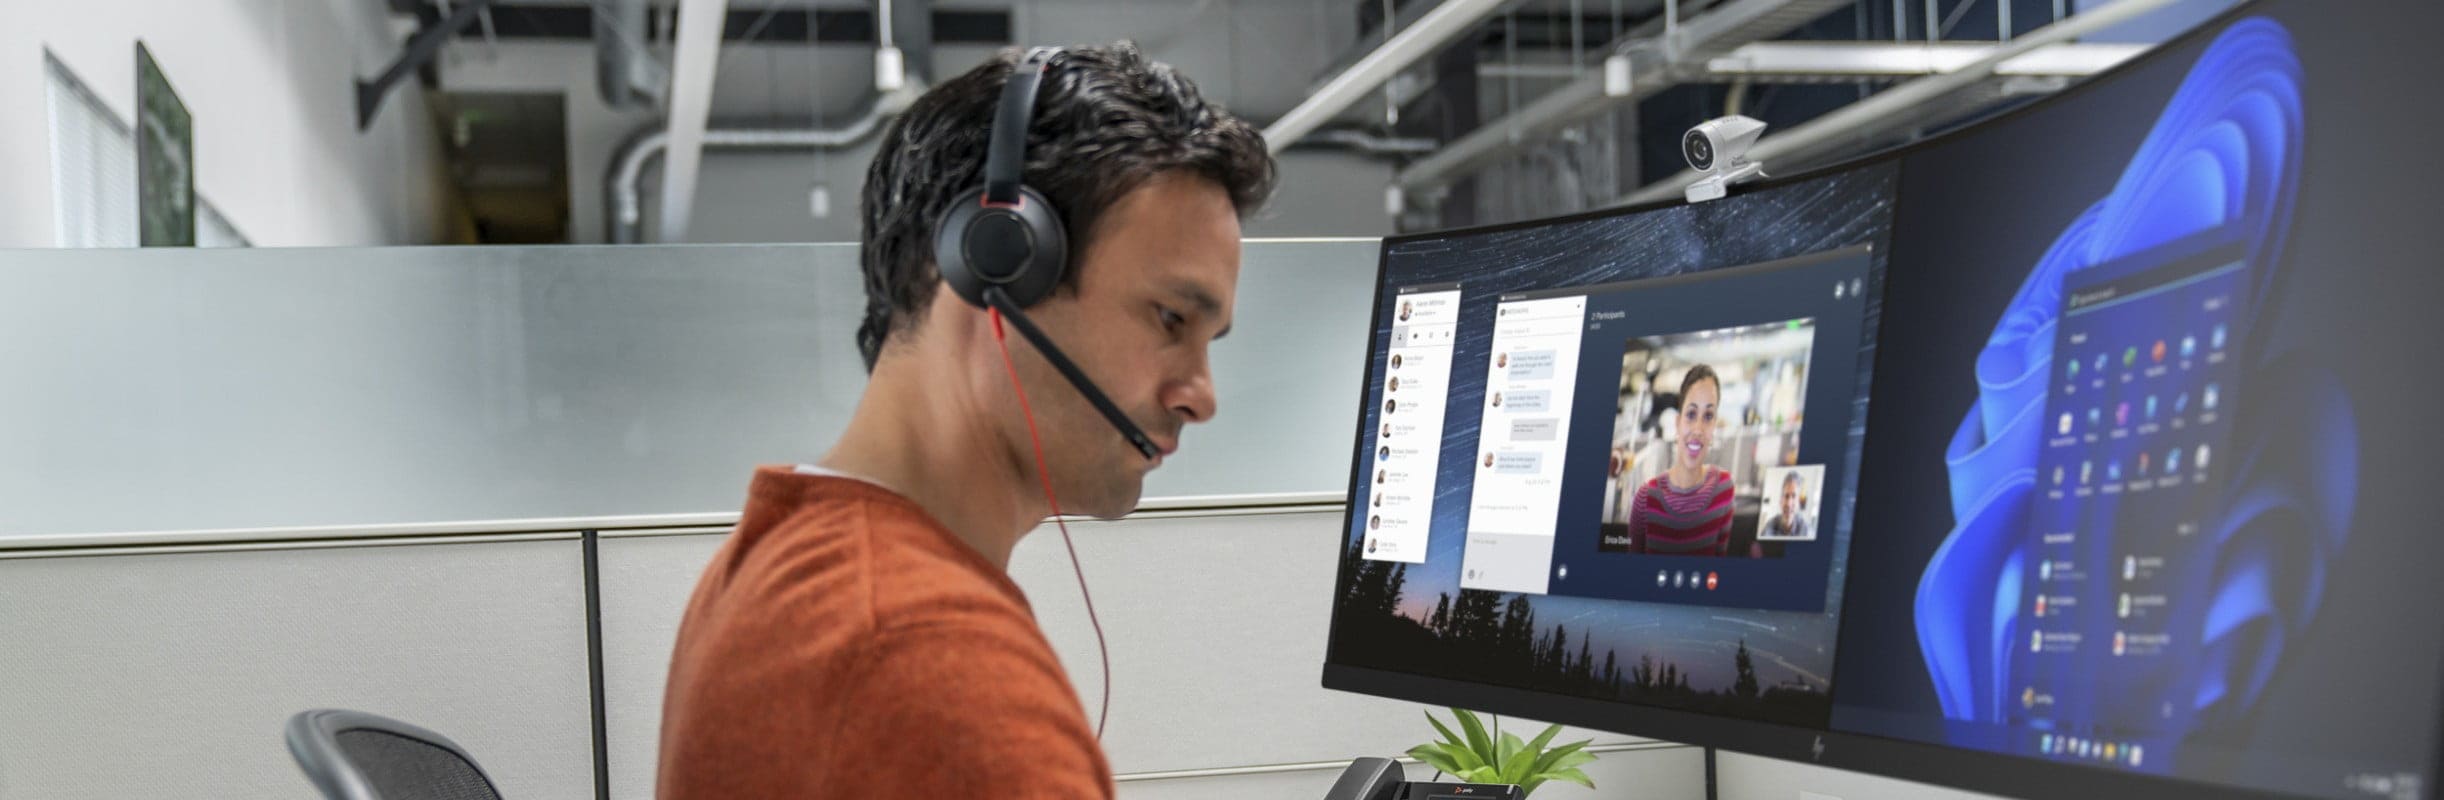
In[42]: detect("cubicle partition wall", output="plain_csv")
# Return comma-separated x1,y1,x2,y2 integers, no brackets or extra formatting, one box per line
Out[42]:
0,242,1703,800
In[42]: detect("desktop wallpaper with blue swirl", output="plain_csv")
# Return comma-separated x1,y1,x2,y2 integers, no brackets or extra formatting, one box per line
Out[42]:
1832,5,2444,796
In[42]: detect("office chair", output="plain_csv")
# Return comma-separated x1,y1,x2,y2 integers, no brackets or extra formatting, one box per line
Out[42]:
285,708,504,800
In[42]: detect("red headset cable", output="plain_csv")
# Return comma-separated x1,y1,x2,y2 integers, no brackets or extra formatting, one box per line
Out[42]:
990,306,1113,741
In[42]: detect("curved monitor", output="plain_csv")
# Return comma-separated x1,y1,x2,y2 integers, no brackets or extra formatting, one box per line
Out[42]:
1322,2,2444,798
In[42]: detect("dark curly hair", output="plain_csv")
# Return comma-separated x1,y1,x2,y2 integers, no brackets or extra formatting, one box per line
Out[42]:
854,43,1276,370
1679,363,1721,410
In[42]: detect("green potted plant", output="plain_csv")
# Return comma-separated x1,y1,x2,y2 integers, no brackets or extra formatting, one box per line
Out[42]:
1406,708,1596,795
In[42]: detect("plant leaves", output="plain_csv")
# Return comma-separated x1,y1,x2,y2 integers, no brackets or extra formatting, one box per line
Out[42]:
1498,731,1525,767
1499,738,1539,783
1527,738,1593,777
1521,776,1547,796
1460,765,1501,784
1437,742,1488,772
1523,723,1562,758
1547,767,1595,789
1426,711,1467,749
1452,708,1495,762
1541,749,1597,774
1408,744,1464,776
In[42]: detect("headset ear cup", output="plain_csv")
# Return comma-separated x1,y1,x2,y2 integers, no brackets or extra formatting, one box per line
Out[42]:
934,185,1069,310
1002,186,1069,307
934,187,993,309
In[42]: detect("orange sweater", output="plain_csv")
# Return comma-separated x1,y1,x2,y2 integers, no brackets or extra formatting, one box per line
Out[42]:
657,466,1114,799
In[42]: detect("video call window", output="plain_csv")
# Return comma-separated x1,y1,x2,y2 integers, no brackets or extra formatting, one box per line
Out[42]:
1528,247,1875,614
1597,320,1822,561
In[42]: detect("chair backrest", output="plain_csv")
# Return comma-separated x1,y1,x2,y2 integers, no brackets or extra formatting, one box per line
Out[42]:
285,709,505,800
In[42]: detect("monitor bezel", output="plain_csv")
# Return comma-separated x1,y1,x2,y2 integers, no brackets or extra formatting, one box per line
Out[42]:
1320,1,2444,797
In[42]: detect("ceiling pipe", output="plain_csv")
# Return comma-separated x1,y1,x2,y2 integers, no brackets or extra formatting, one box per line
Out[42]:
608,94,913,245
1614,0,2176,206
607,112,1429,245
1395,0,1852,193
1263,0,1512,154
595,0,669,108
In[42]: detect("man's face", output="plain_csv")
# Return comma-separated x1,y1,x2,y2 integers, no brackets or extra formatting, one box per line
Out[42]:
996,171,1241,518
1781,480,1798,518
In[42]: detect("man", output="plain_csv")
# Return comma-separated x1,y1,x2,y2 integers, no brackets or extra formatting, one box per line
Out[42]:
1766,471,1813,541
657,44,1273,798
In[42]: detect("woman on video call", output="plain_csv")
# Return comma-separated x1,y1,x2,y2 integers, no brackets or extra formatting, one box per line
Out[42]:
1628,364,1735,555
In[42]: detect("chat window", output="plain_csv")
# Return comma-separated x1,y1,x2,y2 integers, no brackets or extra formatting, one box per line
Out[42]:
1460,295,1587,594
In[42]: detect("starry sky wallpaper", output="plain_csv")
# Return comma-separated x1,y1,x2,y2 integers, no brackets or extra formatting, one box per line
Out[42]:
1328,164,1895,723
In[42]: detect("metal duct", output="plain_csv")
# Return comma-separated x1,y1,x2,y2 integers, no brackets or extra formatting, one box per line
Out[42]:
595,0,669,109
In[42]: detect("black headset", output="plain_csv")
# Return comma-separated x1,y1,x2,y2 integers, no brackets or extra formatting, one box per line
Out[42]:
933,46,1161,461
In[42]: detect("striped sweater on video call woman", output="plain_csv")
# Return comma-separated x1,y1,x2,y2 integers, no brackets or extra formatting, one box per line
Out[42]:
1629,467,1734,555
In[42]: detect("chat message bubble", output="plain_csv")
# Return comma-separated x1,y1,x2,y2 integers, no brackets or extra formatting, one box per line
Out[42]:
1492,451,1544,475
1491,389,1551,413
1501,349,1558,380
1509,417,1561,441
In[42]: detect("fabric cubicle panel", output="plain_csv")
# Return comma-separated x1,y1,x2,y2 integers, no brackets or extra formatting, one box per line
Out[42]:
0,537,594,799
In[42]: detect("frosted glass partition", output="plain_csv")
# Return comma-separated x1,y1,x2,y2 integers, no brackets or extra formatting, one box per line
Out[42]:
0,240,1378,539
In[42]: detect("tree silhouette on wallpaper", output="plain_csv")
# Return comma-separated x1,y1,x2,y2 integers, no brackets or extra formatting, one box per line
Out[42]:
1333,540,1828,726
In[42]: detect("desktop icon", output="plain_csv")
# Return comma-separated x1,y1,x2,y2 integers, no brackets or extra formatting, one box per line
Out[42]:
2033,630,2045,653
2167,447,2182,472
2114,631,2128,657
2041,560,2054,581
2146,395,2158,420
2205,384,2220,411
2125,555,2138,580
2023,687,2037,709
1706,572,1720,591
2108,460,2122,481
2106,743,2118,761
2081,461,2094,484
2053,466,2065,486
2176,391,2191,414
2041,734,2055,753
2120,593,2133,618
2213,323,2228,349
2060,413,2074,435
2035,595,2048,617
2197,444,2212,471
2182,335,2197,359
2138,452,2151,476
1658,570,1670,587
2152,340,2166,363
2088,407,2102,428
2069,358,2081,379
2124,346,2138,367
2130,745,2144,767
2095,354,2109,373
1834,281,1846,299
2116,402,2130,426
1673,572,1686,589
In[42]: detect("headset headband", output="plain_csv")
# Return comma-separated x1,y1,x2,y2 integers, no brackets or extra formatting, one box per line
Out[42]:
983,47,1062,207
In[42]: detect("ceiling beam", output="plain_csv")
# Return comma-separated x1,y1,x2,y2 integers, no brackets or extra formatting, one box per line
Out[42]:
1394,0,1852,192
1696,40,2148,81
1614,0,2176,206
1264,0,1513,155
654,0,730,243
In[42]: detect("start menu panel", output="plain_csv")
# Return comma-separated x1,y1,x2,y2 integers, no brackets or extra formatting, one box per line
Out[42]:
2013,239,2250,767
